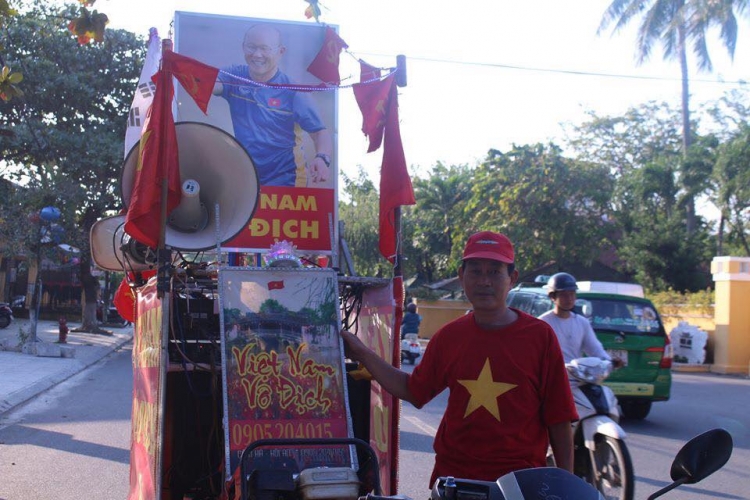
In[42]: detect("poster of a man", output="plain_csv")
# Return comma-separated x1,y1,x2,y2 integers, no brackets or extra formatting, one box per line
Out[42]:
174,12,337,190
213,24,333,187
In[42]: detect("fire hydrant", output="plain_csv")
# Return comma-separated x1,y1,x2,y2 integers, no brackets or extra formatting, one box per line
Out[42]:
58,317,68,344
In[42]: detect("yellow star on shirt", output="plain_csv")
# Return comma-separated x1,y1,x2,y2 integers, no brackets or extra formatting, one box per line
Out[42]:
458,358,517,421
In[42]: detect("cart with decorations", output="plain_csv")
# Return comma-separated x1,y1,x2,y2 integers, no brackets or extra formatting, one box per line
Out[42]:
90,11,413,500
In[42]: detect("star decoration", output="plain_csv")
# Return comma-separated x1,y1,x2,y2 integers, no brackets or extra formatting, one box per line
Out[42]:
458,358,517,421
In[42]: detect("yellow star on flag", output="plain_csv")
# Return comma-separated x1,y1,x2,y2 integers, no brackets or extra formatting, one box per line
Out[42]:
458,358,517,421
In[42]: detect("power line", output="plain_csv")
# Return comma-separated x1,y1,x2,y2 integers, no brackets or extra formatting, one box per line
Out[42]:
357,52,747,86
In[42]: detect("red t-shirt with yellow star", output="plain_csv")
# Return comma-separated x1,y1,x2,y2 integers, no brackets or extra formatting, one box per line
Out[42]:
407,309,578,486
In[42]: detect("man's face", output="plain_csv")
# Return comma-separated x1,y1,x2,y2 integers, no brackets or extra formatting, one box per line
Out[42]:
459,259,517,313
242,26,285,81
552,290,577,311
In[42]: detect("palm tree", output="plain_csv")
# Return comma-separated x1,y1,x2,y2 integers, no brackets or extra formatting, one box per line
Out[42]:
598,0,748,234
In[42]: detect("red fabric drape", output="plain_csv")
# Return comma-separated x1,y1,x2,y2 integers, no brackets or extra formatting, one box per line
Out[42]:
306,27,348,85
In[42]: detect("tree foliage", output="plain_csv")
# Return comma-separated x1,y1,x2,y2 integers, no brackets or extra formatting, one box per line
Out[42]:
0,1,144,329
338,169,392,278
340,92,749,294
466,143,614,276
409,163,472,282
598,0,750,234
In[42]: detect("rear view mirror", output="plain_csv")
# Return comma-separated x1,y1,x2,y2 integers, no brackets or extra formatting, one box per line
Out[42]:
670,428,733,484
647,428,733,500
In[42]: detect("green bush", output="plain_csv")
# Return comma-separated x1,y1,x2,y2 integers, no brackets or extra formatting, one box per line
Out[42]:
647,288,714,316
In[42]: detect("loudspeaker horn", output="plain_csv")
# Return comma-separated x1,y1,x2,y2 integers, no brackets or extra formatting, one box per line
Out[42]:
90,214,155,272
121,122,259,251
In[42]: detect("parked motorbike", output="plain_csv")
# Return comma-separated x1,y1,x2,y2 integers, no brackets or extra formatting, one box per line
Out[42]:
401,333,421,365
96,301,130,327
0,302,13,329
563,357,633,500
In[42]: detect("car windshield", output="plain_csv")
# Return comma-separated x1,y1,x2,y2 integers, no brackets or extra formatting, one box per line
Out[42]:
576,297,662,334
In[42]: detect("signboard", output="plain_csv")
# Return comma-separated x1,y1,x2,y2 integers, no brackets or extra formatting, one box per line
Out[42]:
128,279,166,500
174,12,338,254
219,268,353,477
354,283,397,495
670,321,708,365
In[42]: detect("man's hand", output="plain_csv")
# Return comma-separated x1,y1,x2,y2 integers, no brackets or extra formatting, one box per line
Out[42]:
307,156,330,185
611,357,625,369
340,330,367,362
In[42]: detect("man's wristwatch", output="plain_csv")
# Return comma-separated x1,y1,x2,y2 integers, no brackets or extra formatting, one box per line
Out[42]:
315,153,331,167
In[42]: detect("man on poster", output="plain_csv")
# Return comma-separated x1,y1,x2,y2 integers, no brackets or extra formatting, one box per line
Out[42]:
213,24,333,188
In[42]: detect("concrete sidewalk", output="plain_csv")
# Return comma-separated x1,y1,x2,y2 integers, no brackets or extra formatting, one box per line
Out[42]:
0,316,132,415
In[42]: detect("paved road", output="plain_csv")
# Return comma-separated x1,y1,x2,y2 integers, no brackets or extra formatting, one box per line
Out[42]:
1,344,747,500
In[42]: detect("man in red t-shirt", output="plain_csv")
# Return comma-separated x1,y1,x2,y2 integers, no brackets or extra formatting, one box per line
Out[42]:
341,231,578,487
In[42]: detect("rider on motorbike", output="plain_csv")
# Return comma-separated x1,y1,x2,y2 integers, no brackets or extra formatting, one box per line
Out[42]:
539,273,623,368
401,302,421,340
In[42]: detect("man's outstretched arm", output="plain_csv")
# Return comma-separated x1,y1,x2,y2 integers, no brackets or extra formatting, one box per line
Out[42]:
340,330,417,405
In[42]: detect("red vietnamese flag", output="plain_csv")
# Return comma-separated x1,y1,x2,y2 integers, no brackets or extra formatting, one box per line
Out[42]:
124,60,181,249
125,48,218,248
268,281,285,290
359,61,381,82
378,75,415,263
162,51,218,114
352,68,392,153
307,27,348,85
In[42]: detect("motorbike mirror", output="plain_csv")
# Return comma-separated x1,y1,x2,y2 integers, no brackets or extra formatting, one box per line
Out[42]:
647,428,733,500
670,428,733,483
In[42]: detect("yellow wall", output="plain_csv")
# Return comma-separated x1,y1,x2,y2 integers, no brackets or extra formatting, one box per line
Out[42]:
414,299,471,339
417,299,718,348
711,256,750,374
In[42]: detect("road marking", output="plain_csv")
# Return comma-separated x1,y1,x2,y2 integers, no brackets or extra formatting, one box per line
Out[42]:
404,415,438,435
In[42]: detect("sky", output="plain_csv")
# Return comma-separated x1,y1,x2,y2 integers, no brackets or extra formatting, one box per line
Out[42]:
103,0,749,186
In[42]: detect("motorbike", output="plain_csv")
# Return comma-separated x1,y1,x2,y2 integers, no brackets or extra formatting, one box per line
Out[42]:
560,357,633,500
0,302,13,329
234,428,732,500
401,333,421,365
422,428,732,500
96,301,130,327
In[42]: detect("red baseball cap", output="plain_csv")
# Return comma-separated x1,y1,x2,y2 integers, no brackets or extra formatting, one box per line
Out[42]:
462,231,514,264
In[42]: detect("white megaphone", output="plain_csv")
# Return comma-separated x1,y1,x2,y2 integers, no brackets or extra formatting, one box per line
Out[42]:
120,121,260,251
90,214,155,272
90,122,260,272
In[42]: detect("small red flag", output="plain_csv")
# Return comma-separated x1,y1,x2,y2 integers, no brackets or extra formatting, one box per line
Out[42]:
125,50,219,248
113,270,157,323
113,276,136,323
163,51,218,114
352,70,392,153
359,61,381,82
268,281,285,290
124,62,181,249
306,27,348,85
378,75,415,263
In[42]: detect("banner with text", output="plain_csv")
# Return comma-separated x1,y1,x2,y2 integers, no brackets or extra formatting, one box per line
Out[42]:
224,185,335,252
219,268,352,477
